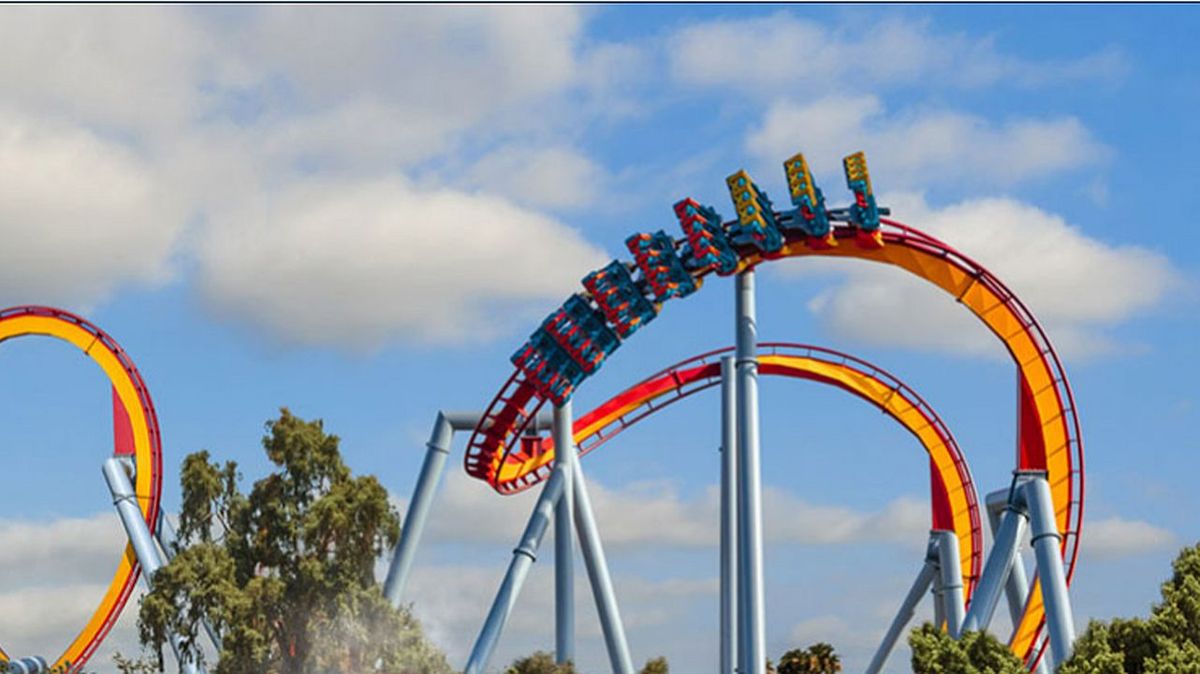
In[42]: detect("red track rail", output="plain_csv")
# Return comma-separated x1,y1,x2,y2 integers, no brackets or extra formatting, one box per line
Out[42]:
0,306,164,671
464,219,1083,667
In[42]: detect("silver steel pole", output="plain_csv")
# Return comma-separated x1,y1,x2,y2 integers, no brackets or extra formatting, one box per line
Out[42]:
864,559,939,674
554,403,577,665
985,499,1026,631
932,571,947,631
985,502,1050,674
719,356,738,674
735,270,766,674
1022,477,1075,668
572,454,635,674
961,500,1027,633
156,511,223,653
103,458,201,674
384,412,454,606
5,656,48,674
933,530,966,638
464,463,568,674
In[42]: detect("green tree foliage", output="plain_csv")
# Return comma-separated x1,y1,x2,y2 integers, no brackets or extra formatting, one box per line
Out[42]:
503,653,669,674
137,409,452,674
777,642,842,674
638,656,669,674
908,624,1025,674
112,652,160,674
1059,542,1200,674
504,651,577,674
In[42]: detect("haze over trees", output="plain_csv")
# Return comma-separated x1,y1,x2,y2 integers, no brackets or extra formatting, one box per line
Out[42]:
134,409,452,674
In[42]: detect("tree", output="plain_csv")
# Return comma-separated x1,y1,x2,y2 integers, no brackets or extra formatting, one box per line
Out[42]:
504,653,669,674
638,656,669,674
1059,542,1200,674
908,624,1025,674
778,642,842,674
505,651,577,674
136,409,452,674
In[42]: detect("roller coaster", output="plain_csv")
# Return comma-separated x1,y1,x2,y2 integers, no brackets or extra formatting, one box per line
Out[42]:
1,149,1082,674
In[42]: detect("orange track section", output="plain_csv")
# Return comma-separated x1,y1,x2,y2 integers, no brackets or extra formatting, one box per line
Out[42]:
499,343,983,598
465,221,1083,666
0,307,163,672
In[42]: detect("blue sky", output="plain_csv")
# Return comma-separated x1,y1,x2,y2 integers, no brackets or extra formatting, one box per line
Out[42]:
0,5,1197,673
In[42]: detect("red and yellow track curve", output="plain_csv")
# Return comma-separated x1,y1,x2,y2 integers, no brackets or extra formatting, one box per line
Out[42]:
0,306,163,672
505,343,984,599
466,220,1083,665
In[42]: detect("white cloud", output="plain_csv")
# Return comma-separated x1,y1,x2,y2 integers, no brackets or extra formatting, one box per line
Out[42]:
466,145,607,210
402,562,716,665
216,6,590,172
745,95,1107,188
668,13,1127,94
195,176,607,348
404,471,930,549
1082,517,1177,560
792,193,1180,360
0,110,184,308
0,6,629,348
243,6,582,108
0,513,146,671
0,6,223,136
0,584,132,658
0,514,126,589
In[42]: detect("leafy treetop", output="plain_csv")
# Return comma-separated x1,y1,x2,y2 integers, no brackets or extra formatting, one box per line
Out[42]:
137,408,452,674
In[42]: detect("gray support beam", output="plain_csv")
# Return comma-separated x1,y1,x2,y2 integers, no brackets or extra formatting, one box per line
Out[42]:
865,557,939,674
156,512,223,653
464,463,568,674
5,656,48,673
103,458,201,674
985,499,1029,632
985,501,1050,674
572,454,635,674
1023,477,1076,668
735,270,767,674
961,500,1027,634
385,410,552,606
933,530,966,638
933,571,947,631
384,412,454,606
719,356,738,674
554,403,576,665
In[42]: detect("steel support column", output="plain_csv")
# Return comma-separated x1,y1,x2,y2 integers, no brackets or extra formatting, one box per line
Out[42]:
866,542,940,674
933,529,966,638
156,511,223,653
384,412,454,606
5,657,50,674
554,403,577,665
932,571,947,631
103,458,201,674
985,496,1049,674
384,410,552,607
1024,477,1075,668
735,270,766,674
464,463,569,674
719,356,738,674
572,453,635,674
961,498,1027,633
